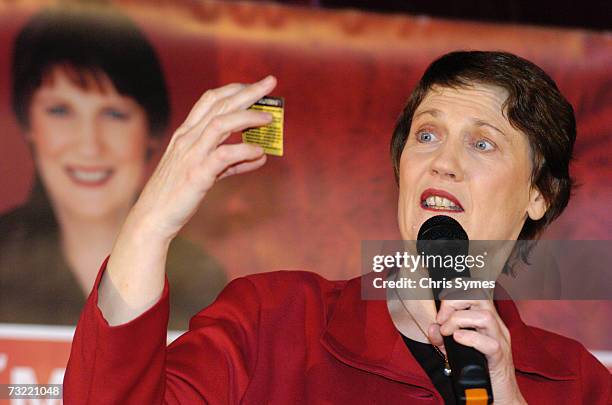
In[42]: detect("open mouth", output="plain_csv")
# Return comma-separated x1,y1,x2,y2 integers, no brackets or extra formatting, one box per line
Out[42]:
420,188,464,212
66,166,114,186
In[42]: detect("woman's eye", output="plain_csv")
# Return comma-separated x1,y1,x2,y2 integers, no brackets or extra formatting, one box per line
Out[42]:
104,109,129,120
416,131,437,143
45,105,70,117
474,139,494,151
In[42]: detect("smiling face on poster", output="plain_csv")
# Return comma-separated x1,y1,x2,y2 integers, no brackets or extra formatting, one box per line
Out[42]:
27,67,153,221
0,4,226,332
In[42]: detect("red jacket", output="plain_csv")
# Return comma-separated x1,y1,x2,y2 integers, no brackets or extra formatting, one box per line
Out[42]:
64,257,611,404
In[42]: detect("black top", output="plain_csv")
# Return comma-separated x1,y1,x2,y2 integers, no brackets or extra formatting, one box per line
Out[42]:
401,333,456,405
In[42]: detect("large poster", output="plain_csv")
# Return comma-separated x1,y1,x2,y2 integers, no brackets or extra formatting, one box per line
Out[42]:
0,1,610,400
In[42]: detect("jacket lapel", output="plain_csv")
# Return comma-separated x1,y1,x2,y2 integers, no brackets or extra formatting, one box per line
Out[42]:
321,275,577,388
321,275,436,390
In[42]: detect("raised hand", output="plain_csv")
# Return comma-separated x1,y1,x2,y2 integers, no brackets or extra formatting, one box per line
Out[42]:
132,76,277,241
98,76,277,324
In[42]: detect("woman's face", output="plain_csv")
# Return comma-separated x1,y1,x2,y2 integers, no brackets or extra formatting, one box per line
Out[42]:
397,84,547,241
27,67,154,220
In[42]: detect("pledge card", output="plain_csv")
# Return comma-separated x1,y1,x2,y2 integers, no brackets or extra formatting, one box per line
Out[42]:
243,96,284,156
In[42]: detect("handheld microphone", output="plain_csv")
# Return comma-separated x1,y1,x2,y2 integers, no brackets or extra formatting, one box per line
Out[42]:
417,215,493,405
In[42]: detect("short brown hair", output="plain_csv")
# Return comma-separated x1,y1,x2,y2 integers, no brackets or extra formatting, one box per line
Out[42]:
12,5,169,136
391,51,576,247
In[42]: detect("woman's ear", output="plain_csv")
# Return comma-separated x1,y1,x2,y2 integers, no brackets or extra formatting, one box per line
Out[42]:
527,186,548,221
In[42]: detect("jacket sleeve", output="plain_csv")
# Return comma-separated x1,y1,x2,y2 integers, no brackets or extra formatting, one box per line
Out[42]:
63,256,261,404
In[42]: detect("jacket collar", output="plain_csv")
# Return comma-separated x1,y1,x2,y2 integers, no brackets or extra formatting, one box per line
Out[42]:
320,273,577,388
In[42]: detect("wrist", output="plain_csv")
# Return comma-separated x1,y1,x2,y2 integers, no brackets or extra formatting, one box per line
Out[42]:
103,211,171,316
122,209,175,249
489,366,526,405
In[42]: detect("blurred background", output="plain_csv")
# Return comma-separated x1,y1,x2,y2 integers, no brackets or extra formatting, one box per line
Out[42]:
0,0,610,399
254,0,611,30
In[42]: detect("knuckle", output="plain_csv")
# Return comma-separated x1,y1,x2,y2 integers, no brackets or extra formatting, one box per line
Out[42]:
172,134,189,151
214,99,231,114
173,125,189,137
200,89,216,105
172,132,186,145
481,310,494,324
208,116,225,132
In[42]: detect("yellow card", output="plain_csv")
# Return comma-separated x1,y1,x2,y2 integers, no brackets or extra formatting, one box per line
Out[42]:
243,96,284,156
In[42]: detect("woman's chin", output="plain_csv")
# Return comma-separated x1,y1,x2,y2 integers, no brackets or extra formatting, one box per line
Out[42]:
53,198,130,223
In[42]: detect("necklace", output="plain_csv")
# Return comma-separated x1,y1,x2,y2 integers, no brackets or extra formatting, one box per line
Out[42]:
392,271,452,377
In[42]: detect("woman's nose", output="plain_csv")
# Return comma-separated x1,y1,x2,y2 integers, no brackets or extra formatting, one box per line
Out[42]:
76,119,104,156
429,141,463,181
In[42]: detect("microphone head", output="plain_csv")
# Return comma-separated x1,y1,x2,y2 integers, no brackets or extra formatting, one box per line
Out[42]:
417,216,469,276
417,215,468,241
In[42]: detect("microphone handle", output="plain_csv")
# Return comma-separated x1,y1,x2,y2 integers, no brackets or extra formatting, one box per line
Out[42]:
434,298,494,405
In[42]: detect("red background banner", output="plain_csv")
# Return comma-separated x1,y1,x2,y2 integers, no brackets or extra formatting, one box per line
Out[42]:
0,1,610,395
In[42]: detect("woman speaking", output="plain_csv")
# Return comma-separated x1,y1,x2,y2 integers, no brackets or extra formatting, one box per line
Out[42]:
64,51,610,404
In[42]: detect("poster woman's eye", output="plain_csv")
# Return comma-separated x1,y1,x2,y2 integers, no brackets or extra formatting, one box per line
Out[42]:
104,108,129,121
46,105,70,117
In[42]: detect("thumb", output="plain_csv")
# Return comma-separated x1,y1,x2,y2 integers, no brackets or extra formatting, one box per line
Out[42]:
428,323,444,347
